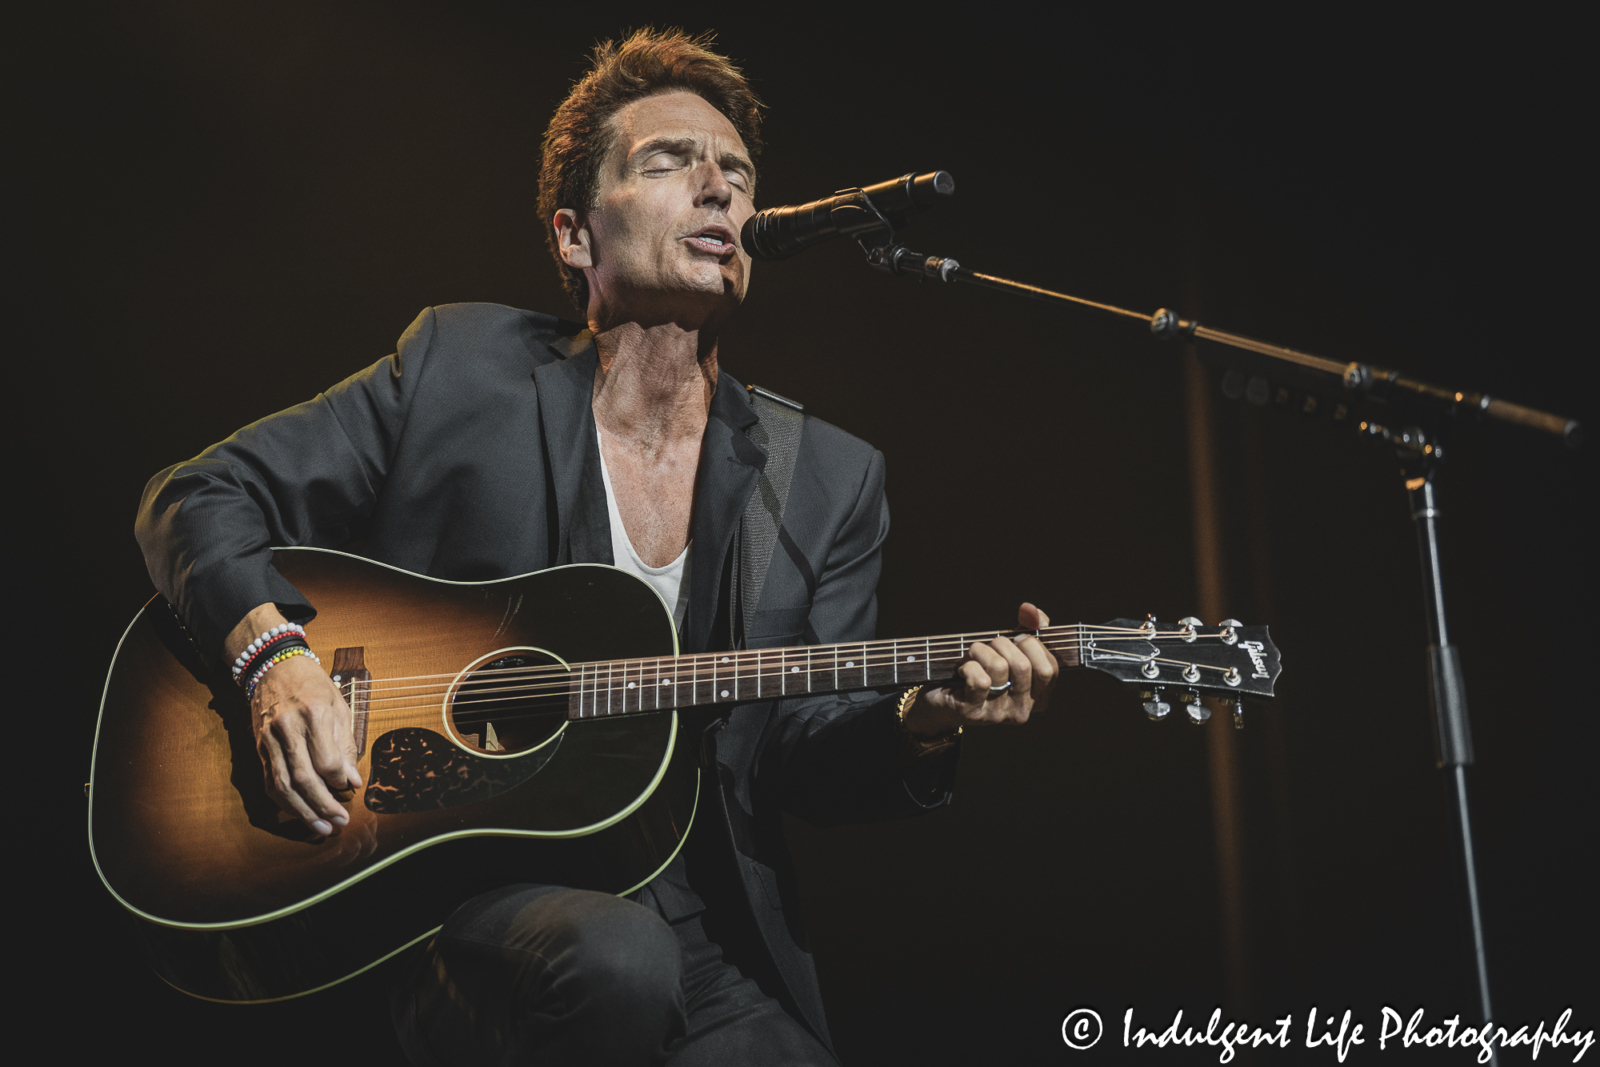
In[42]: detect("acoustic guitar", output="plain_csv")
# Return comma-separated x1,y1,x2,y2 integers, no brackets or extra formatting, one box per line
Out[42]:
87,547,1281,1002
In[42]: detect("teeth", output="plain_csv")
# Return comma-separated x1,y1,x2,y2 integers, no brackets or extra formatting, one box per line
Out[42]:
699,234,725,245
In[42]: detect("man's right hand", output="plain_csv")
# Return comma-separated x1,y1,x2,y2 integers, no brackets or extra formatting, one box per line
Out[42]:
227,604,361,836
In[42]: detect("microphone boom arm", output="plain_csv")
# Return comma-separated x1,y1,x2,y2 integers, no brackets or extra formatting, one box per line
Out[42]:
865,242,1581,447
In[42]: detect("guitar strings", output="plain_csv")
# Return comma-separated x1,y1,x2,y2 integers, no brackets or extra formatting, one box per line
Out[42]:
327,626,1243,702
343,631,1246,707
345,641,1251,714
348,646,1252,725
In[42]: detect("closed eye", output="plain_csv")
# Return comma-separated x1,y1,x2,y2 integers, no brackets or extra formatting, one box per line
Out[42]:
642,151,688,174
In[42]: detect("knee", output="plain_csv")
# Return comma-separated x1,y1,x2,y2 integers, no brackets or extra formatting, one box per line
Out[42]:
545,893,681,1012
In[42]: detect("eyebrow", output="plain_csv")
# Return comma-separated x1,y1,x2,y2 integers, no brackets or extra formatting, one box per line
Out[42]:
628,136,757,192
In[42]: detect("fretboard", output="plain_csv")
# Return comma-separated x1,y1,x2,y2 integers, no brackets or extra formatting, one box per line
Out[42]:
568,626,1086,719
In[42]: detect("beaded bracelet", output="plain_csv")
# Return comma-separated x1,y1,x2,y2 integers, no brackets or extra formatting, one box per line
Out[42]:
244,635,310,679
233,631,304,682
243,643,318,694
232,622,308,683
244,645,321,701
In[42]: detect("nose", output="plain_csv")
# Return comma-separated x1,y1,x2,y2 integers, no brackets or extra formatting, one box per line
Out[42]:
693,160,732,210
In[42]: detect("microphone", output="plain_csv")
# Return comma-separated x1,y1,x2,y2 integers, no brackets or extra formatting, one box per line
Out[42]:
740,171,955,261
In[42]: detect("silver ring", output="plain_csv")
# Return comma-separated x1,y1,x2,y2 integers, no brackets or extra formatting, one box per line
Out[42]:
986,681,1013,699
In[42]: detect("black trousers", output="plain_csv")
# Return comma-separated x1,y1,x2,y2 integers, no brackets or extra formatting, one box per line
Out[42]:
391,884,837,1066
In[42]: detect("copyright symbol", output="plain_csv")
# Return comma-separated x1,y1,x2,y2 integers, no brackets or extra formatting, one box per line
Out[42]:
1061,1007,1103,1050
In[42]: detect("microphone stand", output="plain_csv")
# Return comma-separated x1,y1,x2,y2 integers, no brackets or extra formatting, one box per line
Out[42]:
855,228,1583,1056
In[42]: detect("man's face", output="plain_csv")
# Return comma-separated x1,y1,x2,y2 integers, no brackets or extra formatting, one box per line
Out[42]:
558,90,757,328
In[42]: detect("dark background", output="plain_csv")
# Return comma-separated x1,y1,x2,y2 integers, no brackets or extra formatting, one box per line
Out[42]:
19,2,1594,1063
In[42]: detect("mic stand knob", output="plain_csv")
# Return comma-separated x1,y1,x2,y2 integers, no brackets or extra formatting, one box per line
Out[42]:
866,243,962,282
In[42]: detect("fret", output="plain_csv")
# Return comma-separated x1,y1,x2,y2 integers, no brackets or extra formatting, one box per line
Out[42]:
863,642,895,689
663,658,679,709
788,646,811,695
711,653,729,704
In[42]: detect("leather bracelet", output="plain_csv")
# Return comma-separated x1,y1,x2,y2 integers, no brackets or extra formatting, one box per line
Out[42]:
896,685,961,758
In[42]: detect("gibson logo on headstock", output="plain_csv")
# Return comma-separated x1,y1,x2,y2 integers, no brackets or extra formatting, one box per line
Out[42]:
1242,640,1271,679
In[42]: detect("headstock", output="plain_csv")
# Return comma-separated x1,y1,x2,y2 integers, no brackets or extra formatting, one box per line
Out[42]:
1083,616,1282,726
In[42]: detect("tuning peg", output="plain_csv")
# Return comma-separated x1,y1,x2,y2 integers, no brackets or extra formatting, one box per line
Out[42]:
1178,617,1201,643
1218,619,1241,646
1181,690,1210,724
1140,687,1171,721
1140,614,1157,636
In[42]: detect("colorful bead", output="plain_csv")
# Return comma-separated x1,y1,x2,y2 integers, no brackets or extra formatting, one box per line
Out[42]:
243,645,322,701
232,623,309,680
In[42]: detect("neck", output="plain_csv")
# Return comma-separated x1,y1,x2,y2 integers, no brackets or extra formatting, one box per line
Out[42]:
590,320,718,452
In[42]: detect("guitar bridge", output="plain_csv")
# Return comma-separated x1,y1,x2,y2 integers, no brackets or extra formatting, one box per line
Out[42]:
331,647,371,757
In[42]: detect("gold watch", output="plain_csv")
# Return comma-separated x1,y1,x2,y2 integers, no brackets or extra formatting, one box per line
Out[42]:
896,685,962,757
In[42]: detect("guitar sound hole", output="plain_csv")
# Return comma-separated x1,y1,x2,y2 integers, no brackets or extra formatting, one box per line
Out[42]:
449,653,569,755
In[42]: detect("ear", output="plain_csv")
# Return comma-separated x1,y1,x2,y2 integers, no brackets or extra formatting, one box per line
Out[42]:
554,209,593,269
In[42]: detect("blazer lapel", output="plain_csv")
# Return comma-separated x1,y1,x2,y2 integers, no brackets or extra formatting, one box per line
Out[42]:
534,331,612,566
683,375,763,654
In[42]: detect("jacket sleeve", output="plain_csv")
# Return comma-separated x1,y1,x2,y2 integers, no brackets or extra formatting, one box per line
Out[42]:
134,307,438,663
751,447,961,828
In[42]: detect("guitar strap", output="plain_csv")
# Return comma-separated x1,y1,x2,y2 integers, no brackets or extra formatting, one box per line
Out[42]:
732,384,805,649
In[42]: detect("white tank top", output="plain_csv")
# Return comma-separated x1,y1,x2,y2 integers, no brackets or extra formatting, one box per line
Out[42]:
596,428,691,630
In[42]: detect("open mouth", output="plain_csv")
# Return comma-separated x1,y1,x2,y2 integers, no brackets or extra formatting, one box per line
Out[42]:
684,226,736,256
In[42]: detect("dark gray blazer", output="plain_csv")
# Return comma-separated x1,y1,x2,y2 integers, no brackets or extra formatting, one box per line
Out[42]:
135,302,957,1045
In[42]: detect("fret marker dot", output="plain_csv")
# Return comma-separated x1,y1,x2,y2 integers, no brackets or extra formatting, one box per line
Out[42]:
660,678,671,685
907,655,916,662
790,666,800,673
721,656,730,663
627,682,636,689
845,661,854,668
720,689,729,698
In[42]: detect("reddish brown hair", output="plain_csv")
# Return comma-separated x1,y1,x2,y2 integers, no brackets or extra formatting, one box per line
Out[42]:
538,28,764,311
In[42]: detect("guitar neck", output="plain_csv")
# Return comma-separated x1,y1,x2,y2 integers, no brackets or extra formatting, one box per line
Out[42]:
568,626,1087,719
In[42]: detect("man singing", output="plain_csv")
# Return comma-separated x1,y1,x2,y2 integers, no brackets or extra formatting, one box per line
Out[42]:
136,28,1058,1064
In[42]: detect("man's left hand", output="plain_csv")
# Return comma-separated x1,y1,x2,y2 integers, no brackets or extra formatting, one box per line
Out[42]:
901,602,1059,736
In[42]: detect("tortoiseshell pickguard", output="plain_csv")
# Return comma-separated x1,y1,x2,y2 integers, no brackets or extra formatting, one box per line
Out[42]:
364,727,562,814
